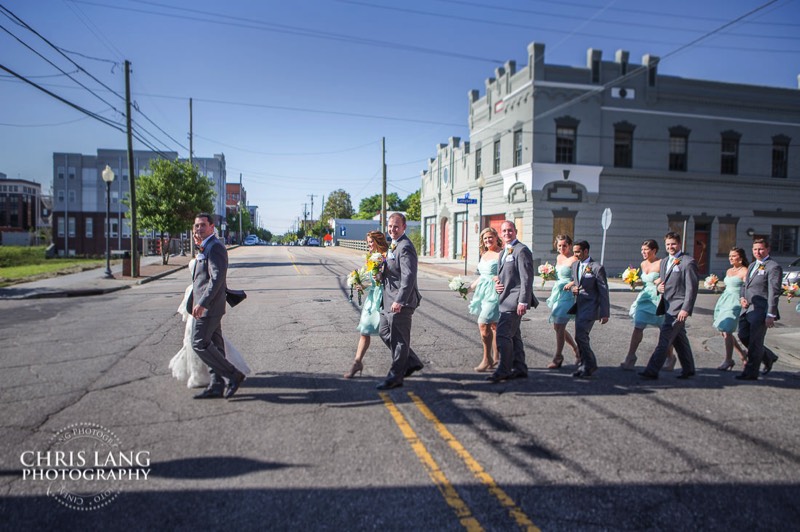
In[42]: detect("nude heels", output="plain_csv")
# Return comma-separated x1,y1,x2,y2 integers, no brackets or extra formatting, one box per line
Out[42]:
344,360,364,379
717,360,735,371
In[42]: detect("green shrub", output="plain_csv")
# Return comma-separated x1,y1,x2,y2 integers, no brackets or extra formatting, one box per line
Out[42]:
0,246,49,268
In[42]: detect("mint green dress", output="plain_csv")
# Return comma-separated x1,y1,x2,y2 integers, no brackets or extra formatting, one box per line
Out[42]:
712,276,743,333
629,271,664,329
546,265,575,325
356,272,383,336
468,259,500,324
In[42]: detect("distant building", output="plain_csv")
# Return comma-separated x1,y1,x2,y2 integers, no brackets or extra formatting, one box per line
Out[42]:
328,214,421,247
51,150,226,256
421,42,800,275
0,172,50,245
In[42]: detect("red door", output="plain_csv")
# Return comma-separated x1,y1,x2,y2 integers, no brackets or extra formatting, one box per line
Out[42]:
428,222,435,256
441,218,450,258
487,214,506,235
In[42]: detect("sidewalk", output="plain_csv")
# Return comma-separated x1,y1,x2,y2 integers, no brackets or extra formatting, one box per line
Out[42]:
0,253,193,300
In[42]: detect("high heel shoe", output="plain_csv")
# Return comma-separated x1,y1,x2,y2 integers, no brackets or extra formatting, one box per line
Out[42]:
717,360,735,371
474,361,492,372
620,355,637,371
547,355,564,369
344,360,364,379
664,354,677,372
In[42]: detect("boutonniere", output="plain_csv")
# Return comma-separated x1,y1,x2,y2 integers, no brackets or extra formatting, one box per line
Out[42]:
673,258,681,266
758,264,766,271
390,242,397,252
506,245,513,255
584,266,592,274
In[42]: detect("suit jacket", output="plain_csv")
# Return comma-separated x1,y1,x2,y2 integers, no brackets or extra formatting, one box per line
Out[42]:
741,257,782,320
381,234,422,309
496,240,538,312
571,258,610,321
658,252,698,317
188,236,228,317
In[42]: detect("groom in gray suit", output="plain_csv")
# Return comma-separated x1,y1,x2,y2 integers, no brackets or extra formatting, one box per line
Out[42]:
640,232,698,380
488,220,538,383
376,212,423,390
737,238,782,381
190,213,245,399
570,241,609,378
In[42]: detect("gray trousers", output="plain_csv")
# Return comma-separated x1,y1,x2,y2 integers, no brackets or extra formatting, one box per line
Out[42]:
192,314,237,390
644,313,695,375
379,306,421,383
494,311,527,377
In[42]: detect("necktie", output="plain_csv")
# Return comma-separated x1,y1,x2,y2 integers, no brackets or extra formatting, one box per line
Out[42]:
579,262,586,278
750,262,761,278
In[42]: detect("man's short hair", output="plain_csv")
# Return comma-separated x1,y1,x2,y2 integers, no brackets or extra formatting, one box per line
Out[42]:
195,213,214,225
752,237,770,248
664,231,681,242
575,240,590,252
388,212,406,225
501,220,516,230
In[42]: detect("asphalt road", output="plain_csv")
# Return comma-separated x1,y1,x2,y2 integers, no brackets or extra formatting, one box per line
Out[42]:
1,245,799,531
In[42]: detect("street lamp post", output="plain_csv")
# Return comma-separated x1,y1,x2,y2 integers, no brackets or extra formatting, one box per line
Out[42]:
101,165,116,279
477,172,486,228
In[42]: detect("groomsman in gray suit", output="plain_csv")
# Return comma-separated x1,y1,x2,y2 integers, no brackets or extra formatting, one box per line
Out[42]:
640,232,698,380
190,213,245,399
376,212,423,390
569,241,610,378
488,220,538,383
737,238,782,381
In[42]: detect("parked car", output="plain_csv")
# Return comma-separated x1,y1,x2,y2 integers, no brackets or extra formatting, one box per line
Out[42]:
783,257,800,286
305,237,321,246
243,235,259,246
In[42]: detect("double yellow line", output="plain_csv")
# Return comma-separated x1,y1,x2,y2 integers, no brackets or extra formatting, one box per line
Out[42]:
380,392,540,531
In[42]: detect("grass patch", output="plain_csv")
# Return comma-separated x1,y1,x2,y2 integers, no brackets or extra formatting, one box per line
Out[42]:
0,246,107,287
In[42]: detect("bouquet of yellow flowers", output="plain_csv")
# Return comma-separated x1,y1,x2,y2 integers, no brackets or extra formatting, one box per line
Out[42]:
621,266,640,290
364,252,385,284
448,276,469,300
704,274,720,292
783,282,800,302
537,262,556,287
347,268,369,305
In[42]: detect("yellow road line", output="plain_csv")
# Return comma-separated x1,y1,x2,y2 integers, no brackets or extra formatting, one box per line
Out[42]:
379,392,483,532
408,392,540,532
286,249,305,275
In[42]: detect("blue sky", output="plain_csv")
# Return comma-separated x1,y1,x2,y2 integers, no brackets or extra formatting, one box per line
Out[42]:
1,0,798,233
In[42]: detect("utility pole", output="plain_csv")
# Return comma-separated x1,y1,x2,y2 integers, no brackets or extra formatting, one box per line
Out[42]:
125,60,139,277
189,98,193,166
308,194,316,226
238,173,243,240
381,137,387,233
183,97,193,256
302,203,308,232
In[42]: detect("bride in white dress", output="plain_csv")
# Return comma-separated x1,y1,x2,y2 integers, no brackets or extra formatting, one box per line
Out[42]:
169,258,251,388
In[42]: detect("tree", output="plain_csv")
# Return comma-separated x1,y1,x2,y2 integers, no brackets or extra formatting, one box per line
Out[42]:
227,208,251,242
354,192,404,220
131,159,215,265
405,189,420,221
321,189,354,222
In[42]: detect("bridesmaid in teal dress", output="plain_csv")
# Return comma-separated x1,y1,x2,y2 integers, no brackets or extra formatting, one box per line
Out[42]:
468,228,502,372
712,247,748,370
621,239,676,370
344,230,389,378
545,235,580,368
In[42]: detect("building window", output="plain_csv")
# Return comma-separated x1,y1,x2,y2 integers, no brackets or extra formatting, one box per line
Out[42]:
771,225,798,255
555,116,579,164
556,127,576,164
86,218,93,238
493,140,501,174
112,190,119,204
668,126,690,171
122,219,131,238
57,167,65,180
68,217,76,237
717,220,737,255
454,211,467,259
513,129,523,167
57,190,65,202
108,218,119,238
57,217,65,237
68,167,76,179
772,135,790,178
475,148,482,179
614,122,635,168
720,131,741,175
68,190,76,203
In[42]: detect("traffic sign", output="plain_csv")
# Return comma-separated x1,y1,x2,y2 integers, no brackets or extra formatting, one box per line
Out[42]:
601,208,612,230
457,197,477,204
